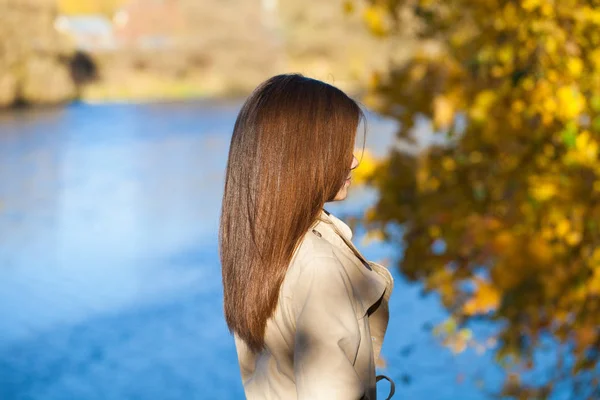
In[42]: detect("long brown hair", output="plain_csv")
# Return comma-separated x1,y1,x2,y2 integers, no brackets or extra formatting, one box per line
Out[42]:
219,74,365,352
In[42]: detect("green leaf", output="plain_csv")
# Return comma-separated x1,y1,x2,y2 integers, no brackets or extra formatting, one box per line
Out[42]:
591,95,600,112
561,122,578,149
592,116,600,132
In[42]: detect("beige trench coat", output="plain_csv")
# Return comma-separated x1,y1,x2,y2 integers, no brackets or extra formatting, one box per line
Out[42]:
234,208,395,399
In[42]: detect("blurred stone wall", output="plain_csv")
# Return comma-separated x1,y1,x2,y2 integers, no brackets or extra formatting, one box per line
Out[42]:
0,0,76,107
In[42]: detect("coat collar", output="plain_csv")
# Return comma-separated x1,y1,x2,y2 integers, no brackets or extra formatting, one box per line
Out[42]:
312,208,363,262
320,208,354,240
310,208,389,318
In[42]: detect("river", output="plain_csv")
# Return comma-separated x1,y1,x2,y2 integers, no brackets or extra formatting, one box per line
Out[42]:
0,101,502,399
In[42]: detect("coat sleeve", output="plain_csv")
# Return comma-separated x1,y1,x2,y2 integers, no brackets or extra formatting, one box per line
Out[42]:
293,255,364,400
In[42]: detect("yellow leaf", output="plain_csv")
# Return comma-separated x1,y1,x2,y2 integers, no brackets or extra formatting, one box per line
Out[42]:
565,231,582,246
369,71,381,89
469,151,484,163
529,178,557,202
590,266,600,294
522,77,536,91
543,97,558,113
363,5,389,37
470,91,497,122
433,95,455,128
528,236,553,265
463,279,501,316
497,46,514,64
557,86,585,120
555,219,571,238
512,100,526,113
343,0,355,15
429,225,442,238
567,58,584,77
522,0,542,12
493,231,514,252
441,157,457,171
565,131,599,166
545,37,558,54
540,2,554,16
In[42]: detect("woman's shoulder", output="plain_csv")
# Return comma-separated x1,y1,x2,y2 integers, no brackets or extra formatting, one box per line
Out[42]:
281,229,348,299
291,227,342,270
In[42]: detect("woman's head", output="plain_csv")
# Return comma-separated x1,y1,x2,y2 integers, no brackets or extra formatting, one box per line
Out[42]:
219,73,365,352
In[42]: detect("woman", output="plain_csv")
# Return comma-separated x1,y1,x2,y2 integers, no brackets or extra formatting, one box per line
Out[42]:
219,74,395,399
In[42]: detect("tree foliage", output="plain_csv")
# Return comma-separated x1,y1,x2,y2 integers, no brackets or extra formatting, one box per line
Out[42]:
58,0,127,16
357,0,600,397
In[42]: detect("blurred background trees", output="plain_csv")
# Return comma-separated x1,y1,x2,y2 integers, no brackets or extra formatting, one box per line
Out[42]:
0,0,76,106
358,0,600,397
0,0,414,106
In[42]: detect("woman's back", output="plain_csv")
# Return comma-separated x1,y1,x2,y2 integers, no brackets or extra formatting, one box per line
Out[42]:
234,209,393,400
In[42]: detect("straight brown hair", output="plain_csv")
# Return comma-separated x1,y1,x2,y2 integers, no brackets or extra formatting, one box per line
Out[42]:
219,74,365,352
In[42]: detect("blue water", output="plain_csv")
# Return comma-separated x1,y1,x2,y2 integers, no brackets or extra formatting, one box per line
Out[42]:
0,102,503,399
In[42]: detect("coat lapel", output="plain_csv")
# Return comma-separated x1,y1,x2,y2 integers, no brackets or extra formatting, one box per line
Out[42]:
310,209,390,319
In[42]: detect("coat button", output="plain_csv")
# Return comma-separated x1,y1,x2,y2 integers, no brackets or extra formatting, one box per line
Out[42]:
371,336,376,341
312,229,322,237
